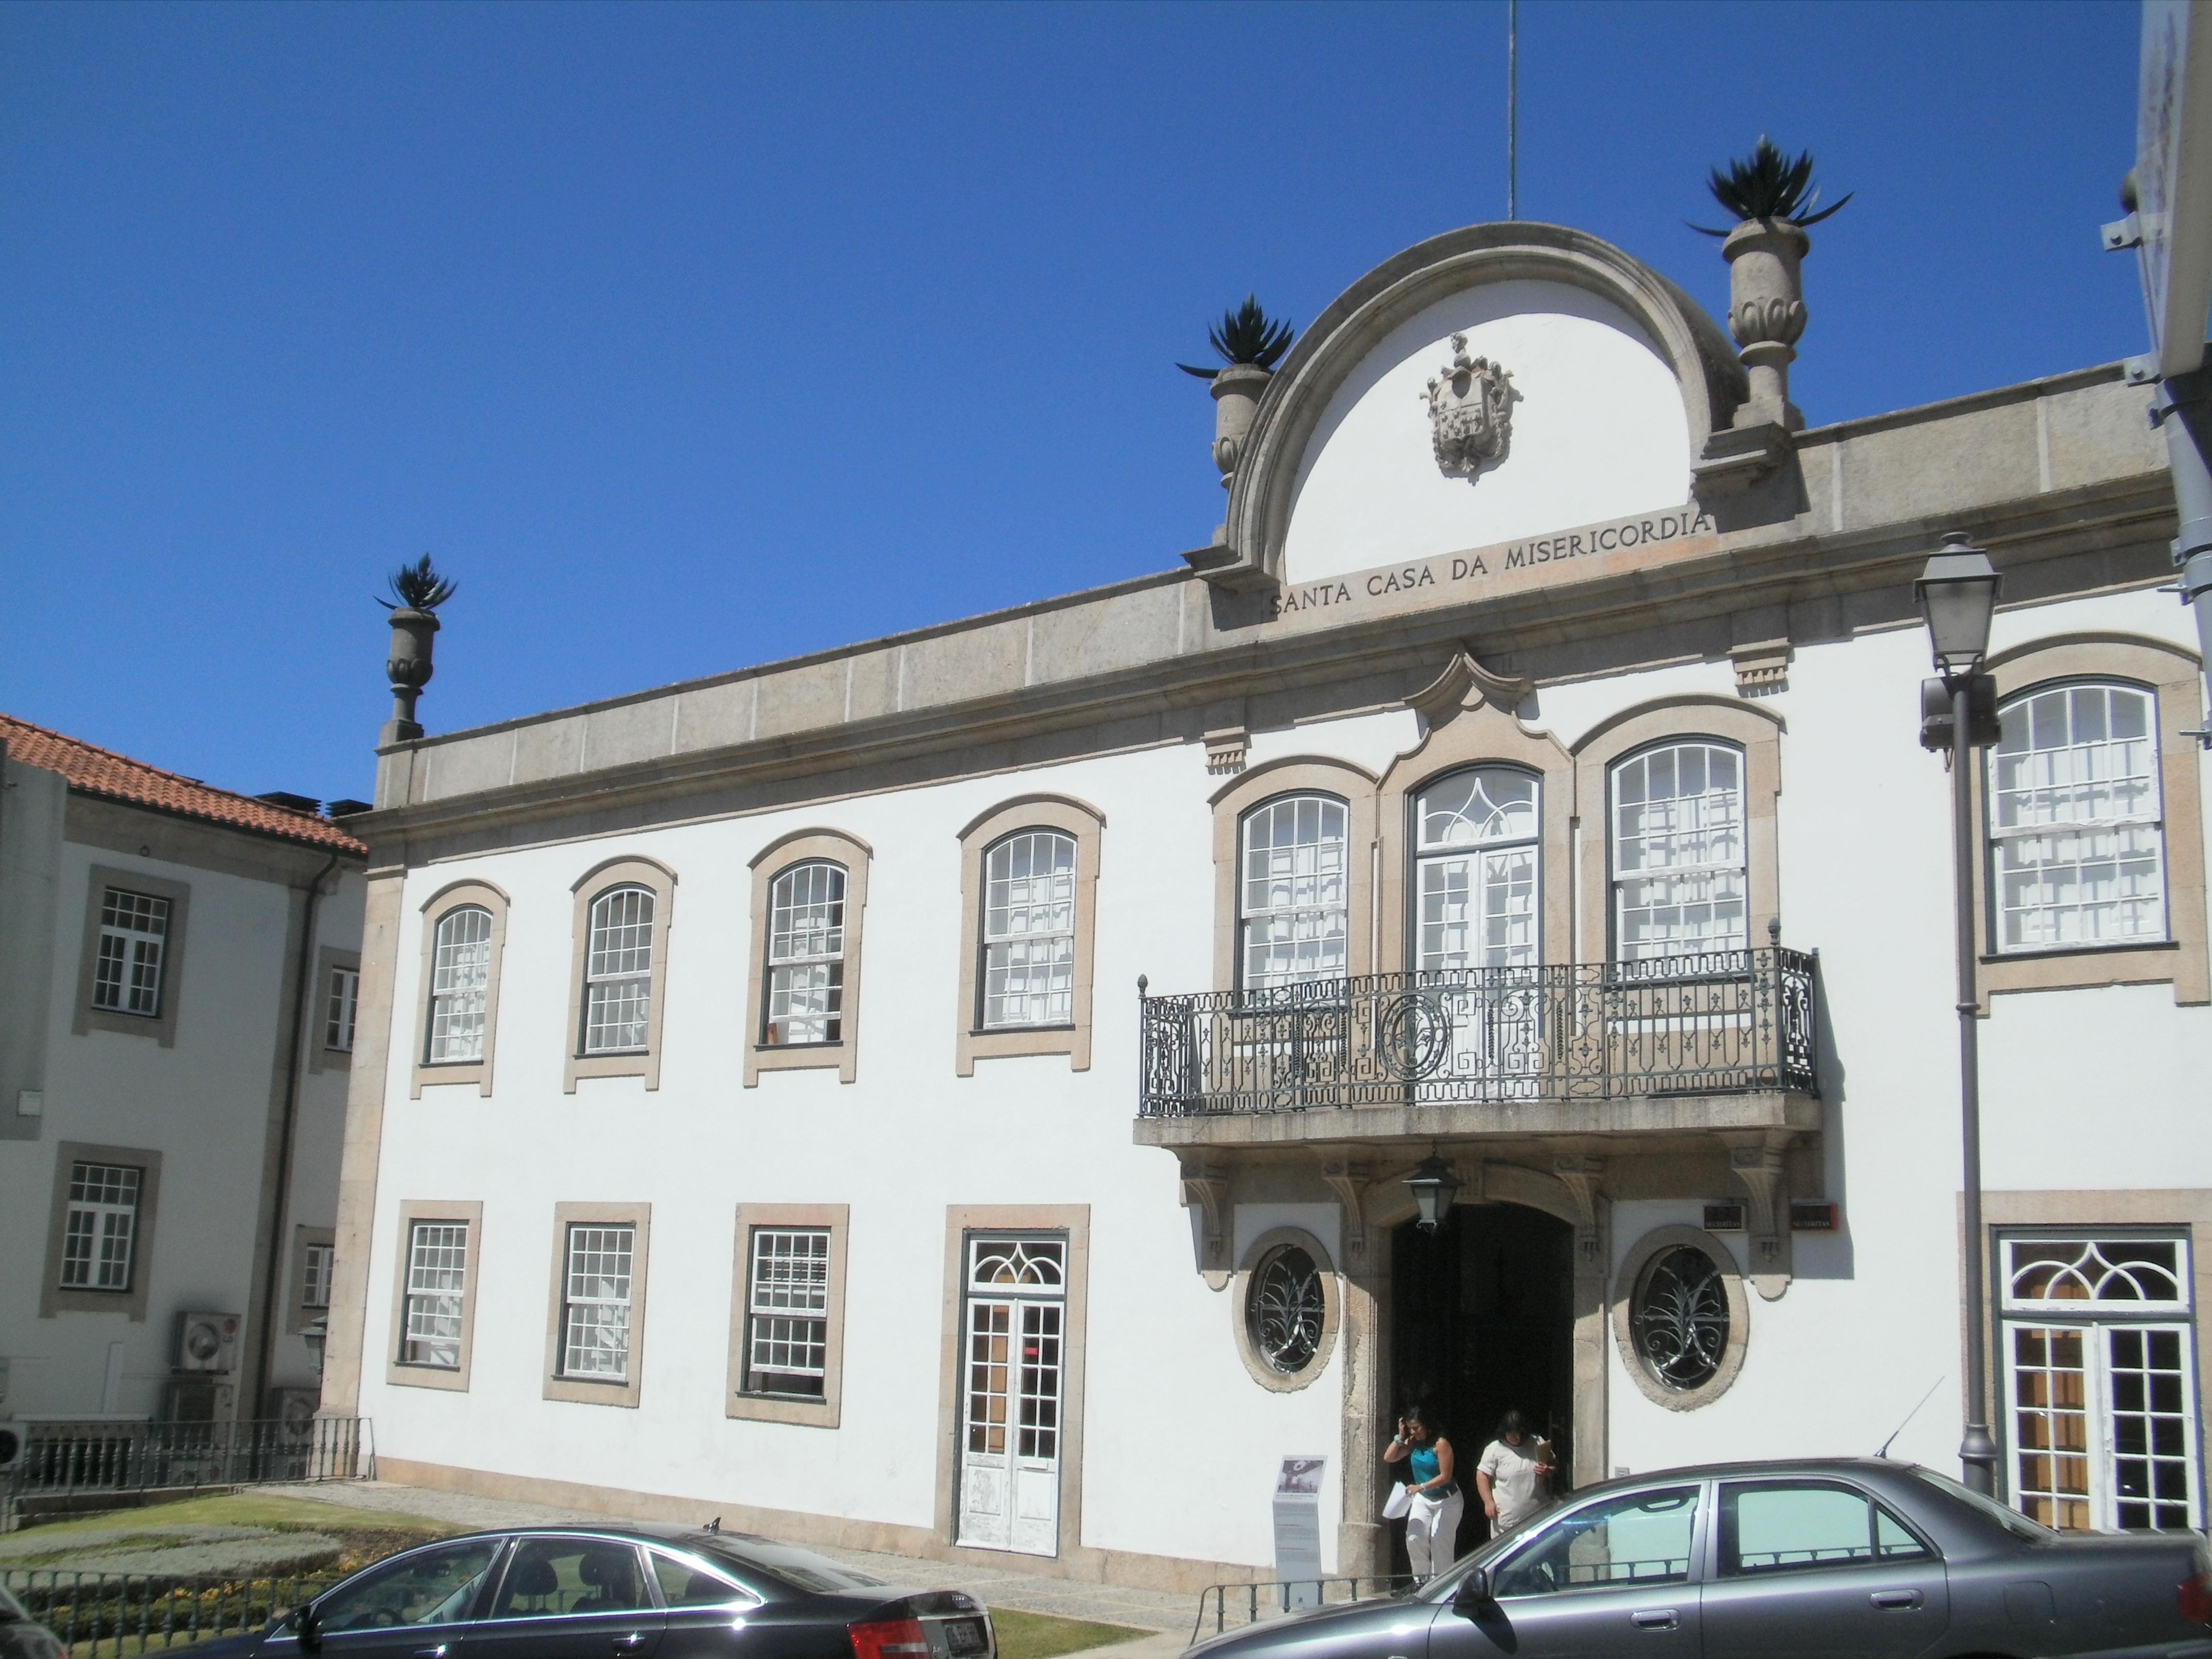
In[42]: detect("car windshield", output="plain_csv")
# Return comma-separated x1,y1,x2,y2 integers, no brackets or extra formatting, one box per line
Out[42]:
1908,1467,2056,1542
694,1538,892,1594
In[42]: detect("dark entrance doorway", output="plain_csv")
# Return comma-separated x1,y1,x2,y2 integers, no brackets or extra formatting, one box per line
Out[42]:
1388,1201,1574,1572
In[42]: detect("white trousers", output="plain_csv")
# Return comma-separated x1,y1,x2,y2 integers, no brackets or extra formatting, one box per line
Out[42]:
1405,1489,1464,1579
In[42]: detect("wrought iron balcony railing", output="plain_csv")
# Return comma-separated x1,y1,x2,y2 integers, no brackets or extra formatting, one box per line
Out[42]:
1138,948,1817,1118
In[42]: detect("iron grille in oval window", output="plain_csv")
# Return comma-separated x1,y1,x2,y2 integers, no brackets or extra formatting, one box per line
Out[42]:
1634,1245,1729,1390
1250,1246,1325,1374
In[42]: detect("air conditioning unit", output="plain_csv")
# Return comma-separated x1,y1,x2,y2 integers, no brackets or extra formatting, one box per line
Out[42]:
175,1311,242,1374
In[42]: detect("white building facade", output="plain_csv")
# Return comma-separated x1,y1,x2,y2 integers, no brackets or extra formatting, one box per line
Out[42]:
0,717,368,1428
321,223,2211,1587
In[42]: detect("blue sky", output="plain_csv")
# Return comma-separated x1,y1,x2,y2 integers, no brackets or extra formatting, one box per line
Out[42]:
2,1,2147,804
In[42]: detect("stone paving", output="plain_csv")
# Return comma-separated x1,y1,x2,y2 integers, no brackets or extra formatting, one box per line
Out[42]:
256,1482,1203,1647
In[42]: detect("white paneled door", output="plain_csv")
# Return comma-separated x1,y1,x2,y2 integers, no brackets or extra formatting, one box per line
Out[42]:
957,1237,1066,1556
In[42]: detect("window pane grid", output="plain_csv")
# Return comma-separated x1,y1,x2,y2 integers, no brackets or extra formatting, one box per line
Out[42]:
60,1161,141,1290
1990,685,2166,950
402,1221,468,1368
746,1228,829,1393
326,966,360,1052
427,906,492,1063
1613,743,1747,961
583,887,654,1054
766,863,845,1045
1240,796,1349,989
983,831,1076,1027
561,1224,635,1380
93,888,169,1016
302,1242,334,1309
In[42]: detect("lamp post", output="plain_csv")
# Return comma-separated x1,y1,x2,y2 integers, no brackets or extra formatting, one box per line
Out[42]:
1404,1156,1460,1234
1914,531,2004,1497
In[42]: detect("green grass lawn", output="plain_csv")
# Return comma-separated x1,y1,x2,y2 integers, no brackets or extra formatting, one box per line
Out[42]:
988,1608,1151,1659
19,1491,458,1539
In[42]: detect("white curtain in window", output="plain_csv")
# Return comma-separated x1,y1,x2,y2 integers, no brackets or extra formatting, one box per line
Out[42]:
1612,742,1747,961
767,861,844,1044
1240,796,1348,989
1413,768,1538,971
983,830,1076,1027
427,906,492,1062
583,886,655,1053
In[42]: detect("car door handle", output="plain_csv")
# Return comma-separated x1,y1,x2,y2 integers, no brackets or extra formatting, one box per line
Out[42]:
612,1637,648,1652
1871,1590,1923,1609
1631,1609,1679,1630
412,1648,448,1658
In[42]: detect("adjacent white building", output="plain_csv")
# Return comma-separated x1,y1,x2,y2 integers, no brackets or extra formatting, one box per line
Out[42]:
0,715,367,1429
319,220,2210,1589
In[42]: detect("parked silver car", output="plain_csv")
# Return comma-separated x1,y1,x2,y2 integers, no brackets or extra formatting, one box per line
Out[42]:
1191,1459,2212,1658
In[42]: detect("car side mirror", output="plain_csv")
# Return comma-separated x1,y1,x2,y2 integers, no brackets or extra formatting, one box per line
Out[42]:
1452,1568,1492,1611
294,1602,321,1651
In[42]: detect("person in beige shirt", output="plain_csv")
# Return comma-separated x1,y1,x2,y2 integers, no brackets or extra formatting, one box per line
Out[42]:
1474,1409,1555,1535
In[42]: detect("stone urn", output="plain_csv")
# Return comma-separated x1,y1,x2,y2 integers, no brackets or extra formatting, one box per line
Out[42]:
1721,217,1809,431
1209,363,1272,487
382,606,440,744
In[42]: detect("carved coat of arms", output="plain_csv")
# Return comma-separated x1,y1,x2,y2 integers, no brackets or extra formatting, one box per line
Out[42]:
1421,334,1514,477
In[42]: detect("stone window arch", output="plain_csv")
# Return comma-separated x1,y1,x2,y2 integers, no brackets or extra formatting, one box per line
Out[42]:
1612,1224,1750,1410
955,795,1104,1075
1209,758,1379,994
746,828,871,1085
1572,697,1782,965
412,879,510,1098
1232,1226,1341,1391
563,855,677,1092
1973,635,2206,1005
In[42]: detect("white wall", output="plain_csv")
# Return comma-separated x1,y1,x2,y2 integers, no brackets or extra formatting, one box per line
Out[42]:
355,584,2211,1571
1280,279,1690,584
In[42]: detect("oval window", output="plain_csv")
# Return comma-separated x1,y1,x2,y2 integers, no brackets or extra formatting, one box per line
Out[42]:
1632,1245,1729,1390
1249,1246,1326,1375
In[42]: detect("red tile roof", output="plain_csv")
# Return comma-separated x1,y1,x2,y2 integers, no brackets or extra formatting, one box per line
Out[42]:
1,713,367,855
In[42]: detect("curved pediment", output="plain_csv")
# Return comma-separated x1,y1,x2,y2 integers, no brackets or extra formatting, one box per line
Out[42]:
1207,223,1745,592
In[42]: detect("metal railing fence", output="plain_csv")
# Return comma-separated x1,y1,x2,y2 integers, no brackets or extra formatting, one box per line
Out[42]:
3,1568,341,1656
1140,949,1818,1117
1191,1576,1418,1642
3,1418,368,1527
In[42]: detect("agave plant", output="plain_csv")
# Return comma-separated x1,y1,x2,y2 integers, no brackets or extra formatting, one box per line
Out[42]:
377,553,458,612
1690,137,1852,235
1177,295,1296,380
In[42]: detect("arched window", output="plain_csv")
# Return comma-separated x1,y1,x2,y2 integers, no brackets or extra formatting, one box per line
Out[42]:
1412,767,1539,970
1239,794,1349,989
425,905,493,1063
1610,740,1748,961
1988,681,2166,952
981,830,1077,1028
765,860,846,1045
582,885,655,1054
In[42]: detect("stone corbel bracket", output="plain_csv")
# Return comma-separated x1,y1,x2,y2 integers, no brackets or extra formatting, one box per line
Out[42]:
1180,1161,1232,1290
1319,1160,1370,1275
1720,1133,1793,1299
1691,421,1794,502
1406,647,1536,733
1551,1154,1606,1272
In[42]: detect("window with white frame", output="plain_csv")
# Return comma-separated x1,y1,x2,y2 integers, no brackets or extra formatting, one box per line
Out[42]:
581,886,655,1054
559,1224,636,1381
1413,768,1539,971
302,1241,334,1309
765,862,844,1045
1239,795,1349,990
981,830,1076,1028
1988,682,2166,952
2001,1233,2200,1532
92,888,170,1017
743,1228,831,1396
1611,740,1748,962
426,906,492,1063
325,965,360,1053
60,1162,143,1291
401,1220,469,1368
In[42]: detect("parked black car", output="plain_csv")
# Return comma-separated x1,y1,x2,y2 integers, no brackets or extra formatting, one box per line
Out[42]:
1194,1459,2212,1658
0,1586,64,1659
178,1522,995,1659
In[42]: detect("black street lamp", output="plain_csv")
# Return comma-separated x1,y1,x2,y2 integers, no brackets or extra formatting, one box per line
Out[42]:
1915,530,2003,1498
1404,1156,1460,1233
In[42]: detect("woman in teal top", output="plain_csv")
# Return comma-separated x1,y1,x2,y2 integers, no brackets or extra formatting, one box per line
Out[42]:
1383,1405,1462,1579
